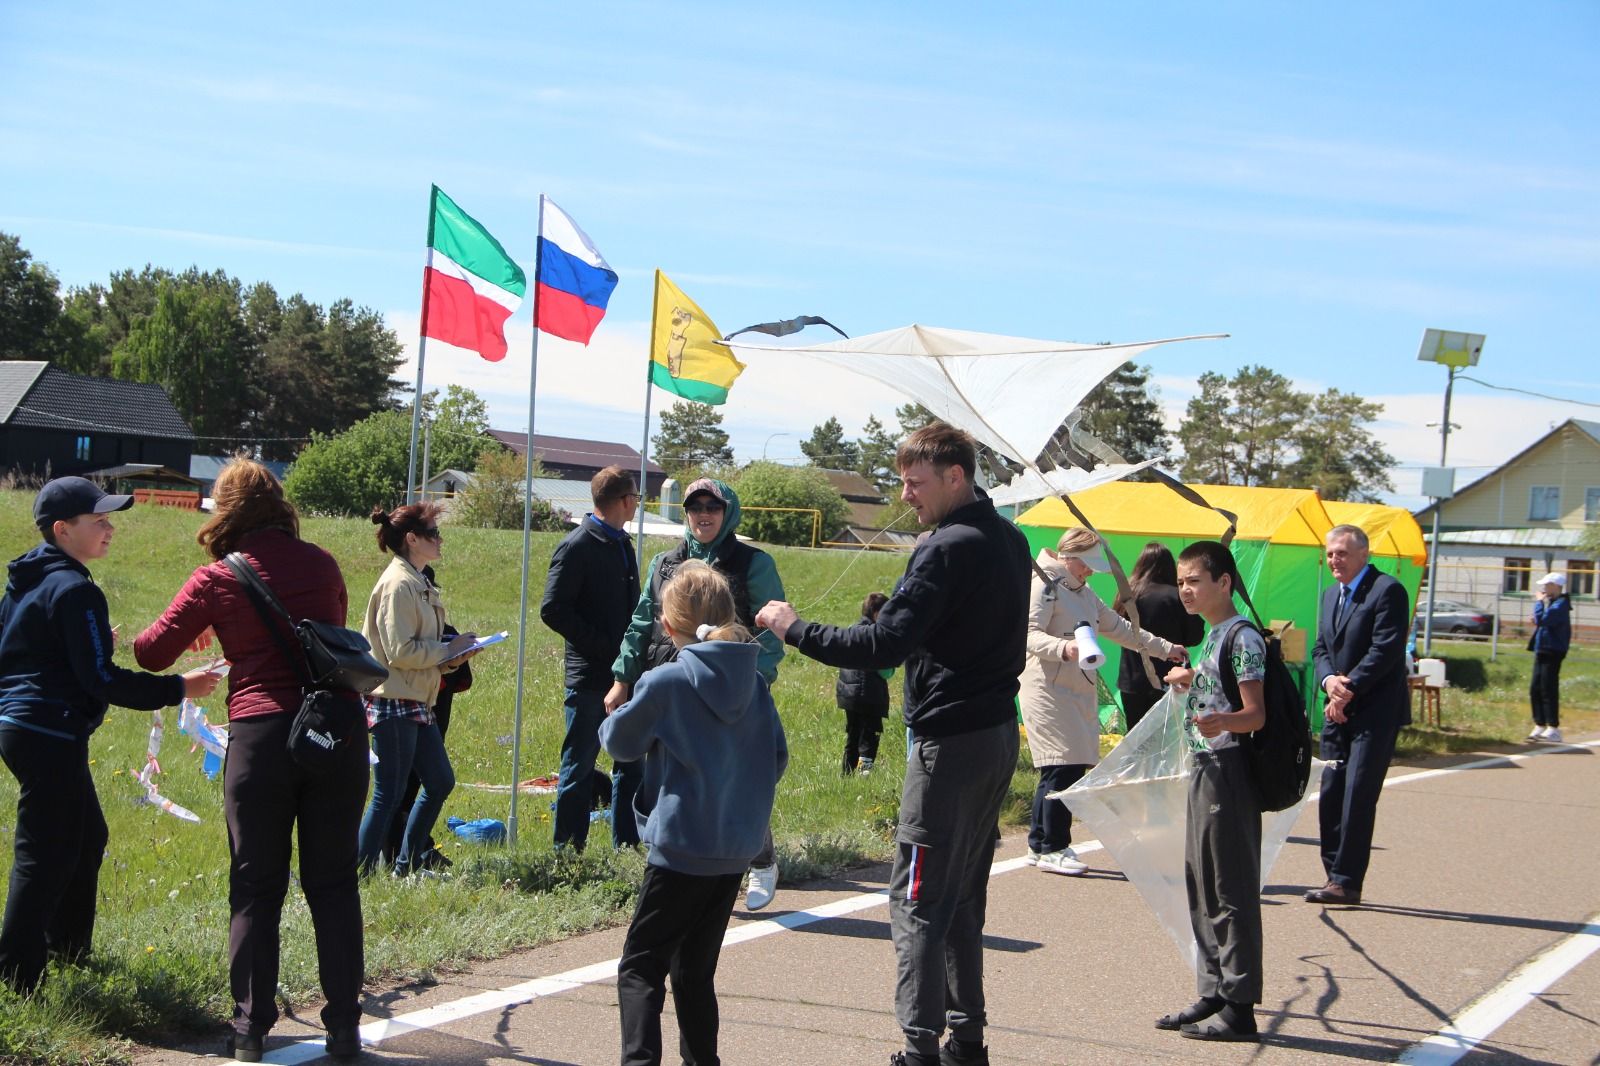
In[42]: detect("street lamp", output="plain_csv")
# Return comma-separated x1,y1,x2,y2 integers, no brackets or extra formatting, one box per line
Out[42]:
761,431,790,461
1417,328,1485,656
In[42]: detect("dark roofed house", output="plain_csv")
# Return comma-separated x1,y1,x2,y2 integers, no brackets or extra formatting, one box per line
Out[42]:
817,468,890,528
0,362,196,479
488,430,667,496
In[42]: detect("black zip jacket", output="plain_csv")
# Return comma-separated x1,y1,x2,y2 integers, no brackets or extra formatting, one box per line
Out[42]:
540,516,641,691
0,543,183,740
788,494,1031,738
1116,584,1205,696
835,615,891,716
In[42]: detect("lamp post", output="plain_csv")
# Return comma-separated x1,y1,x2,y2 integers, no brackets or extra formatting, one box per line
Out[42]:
761,431,790,461
1417,329,1485,657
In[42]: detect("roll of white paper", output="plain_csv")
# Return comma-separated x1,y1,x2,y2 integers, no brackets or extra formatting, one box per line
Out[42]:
1074,623,1105,670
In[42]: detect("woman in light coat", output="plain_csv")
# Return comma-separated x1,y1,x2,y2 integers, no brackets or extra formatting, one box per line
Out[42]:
1020,527,1184,875
356,502,476,876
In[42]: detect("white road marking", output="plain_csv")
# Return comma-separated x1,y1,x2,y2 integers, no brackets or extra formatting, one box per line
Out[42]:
247,739,1595,1063
1396,913,1600,1065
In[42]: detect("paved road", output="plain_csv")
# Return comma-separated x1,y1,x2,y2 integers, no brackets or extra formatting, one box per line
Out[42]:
138,738,1600,1065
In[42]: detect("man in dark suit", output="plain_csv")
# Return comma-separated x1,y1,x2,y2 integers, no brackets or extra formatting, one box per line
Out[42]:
1307,524,1411,906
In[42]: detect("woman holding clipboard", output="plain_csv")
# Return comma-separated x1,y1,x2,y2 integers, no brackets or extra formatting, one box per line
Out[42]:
356,502,479,878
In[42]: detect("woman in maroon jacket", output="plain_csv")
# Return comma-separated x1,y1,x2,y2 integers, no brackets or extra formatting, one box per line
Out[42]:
135,460,365,1062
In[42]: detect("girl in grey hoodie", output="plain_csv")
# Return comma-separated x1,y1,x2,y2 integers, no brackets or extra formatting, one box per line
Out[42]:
600,560,787,1066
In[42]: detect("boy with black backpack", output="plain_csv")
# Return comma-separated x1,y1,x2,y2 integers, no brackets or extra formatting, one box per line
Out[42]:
1156,540,1266,1043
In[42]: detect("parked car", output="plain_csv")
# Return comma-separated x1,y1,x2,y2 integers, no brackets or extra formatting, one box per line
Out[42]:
1413,599,1495,636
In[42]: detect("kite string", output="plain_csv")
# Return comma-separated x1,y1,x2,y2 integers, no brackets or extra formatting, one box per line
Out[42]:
789,504,920,618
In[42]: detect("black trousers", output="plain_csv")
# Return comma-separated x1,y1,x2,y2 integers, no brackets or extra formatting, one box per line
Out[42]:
617,864,743,1066
1119,687,1162,732
842,707,884,773
0,727,107,993
1028,763,1089,854
1530,652,1564,728
225,713,368,1037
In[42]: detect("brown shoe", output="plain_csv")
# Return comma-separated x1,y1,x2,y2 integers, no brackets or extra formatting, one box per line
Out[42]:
1304,882,1361,905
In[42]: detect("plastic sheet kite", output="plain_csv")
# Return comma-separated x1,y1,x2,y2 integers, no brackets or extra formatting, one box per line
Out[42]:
1054,691,1320,972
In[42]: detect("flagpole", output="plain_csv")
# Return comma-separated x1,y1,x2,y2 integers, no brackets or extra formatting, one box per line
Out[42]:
507,193,546,848
635,269,663,571
407,189,437,505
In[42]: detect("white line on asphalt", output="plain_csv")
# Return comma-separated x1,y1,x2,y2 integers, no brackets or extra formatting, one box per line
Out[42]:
1396,912,1600,1065
249,738,1594,1063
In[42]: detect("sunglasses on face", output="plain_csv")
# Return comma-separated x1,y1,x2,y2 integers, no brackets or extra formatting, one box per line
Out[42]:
417,527,442,540
685,501,725,515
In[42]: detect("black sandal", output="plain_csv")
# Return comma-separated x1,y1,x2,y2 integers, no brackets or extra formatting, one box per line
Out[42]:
1155,997,1223,1031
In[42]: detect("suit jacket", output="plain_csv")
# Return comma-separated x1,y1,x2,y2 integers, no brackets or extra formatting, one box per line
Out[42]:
1312,566,1411,756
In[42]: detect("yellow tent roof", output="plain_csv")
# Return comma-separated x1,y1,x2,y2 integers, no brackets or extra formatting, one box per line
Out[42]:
1324,502,1428,565
1016,482,1334,547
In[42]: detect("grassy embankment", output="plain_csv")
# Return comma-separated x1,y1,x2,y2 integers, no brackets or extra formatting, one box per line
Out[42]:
0,489,1593,1063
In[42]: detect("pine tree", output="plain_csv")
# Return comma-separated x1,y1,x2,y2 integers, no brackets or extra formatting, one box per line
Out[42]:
652,401,734,475
799,415,860,469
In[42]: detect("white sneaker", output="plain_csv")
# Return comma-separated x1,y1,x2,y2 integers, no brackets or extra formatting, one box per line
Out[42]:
1024,850,1042,867
1543,728,1563,744
745,863,778,911
1036,848,1088,876
1527,727,1546,741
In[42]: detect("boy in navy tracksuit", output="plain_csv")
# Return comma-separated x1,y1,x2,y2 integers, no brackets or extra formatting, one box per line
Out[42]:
0,477,217,993
600,560,786,1066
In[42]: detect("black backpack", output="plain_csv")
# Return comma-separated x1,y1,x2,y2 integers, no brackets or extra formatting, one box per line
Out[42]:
1217,615,1313,813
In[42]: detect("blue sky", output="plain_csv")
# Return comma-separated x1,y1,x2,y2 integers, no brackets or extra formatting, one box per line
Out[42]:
3,1,1598,506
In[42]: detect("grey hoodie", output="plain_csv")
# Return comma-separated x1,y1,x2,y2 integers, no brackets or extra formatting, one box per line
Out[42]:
599,639,787,875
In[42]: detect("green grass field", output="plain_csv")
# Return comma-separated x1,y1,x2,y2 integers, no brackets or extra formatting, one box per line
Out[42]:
0,490,1591,1063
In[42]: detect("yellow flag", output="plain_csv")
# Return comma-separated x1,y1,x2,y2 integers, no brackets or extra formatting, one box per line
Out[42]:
649,270,746,405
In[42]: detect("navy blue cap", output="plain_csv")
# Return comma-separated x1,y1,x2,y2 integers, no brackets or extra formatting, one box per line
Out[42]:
33,476,134,530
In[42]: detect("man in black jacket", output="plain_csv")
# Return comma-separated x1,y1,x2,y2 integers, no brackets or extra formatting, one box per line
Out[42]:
540,466,644,851
758,423,1030,1066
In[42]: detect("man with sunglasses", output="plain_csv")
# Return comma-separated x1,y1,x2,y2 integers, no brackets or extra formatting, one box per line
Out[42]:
541,466,647,852
606,476,788,909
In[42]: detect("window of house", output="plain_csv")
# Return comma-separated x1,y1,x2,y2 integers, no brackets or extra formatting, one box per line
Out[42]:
1504,557,1532,594
1529,486,1560,521
1570,559,1597,599
74,435,91,461
1586,487,1600,522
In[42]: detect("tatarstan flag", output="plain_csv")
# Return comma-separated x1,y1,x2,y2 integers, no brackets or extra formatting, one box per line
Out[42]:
421,186,526,362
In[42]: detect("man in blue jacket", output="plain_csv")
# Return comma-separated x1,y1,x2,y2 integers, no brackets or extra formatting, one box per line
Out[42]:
759,423,1031,1066
1307,524,1410,907
0,477,218,993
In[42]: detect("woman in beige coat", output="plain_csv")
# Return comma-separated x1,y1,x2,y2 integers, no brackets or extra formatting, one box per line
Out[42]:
356,502,476,876
1021,527,1184,875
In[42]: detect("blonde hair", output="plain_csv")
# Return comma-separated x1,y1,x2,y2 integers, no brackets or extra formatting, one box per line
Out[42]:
660,560,753,643
1055,527,1101,555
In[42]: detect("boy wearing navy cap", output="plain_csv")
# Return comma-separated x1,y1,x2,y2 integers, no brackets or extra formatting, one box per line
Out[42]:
0,477,220,993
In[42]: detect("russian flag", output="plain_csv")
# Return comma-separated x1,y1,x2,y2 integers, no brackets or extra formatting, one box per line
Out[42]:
535,197,618,345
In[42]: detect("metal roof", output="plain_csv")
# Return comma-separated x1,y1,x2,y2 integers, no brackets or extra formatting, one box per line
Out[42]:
1434,528,1583,548
0,362,49,422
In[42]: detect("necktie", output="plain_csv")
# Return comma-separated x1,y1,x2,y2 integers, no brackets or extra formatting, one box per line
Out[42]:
1335,584,1350,625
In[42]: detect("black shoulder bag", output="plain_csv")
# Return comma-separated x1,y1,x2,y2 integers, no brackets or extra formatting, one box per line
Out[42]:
224,553,388,773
